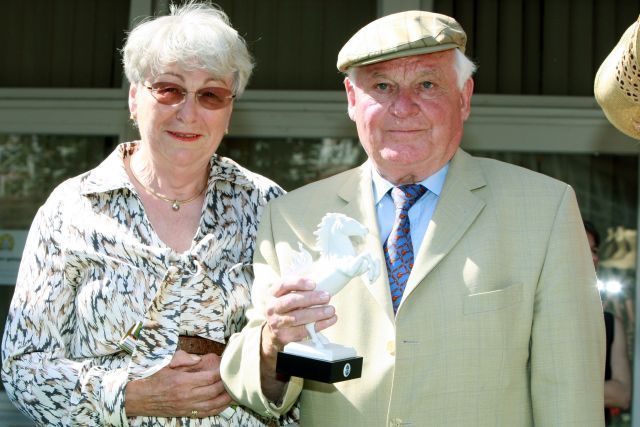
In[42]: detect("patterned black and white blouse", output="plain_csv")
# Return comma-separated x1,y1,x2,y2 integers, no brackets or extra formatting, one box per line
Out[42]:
1,142,285,426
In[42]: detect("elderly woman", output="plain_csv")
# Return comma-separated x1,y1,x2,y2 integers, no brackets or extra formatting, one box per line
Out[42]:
1,3,285,426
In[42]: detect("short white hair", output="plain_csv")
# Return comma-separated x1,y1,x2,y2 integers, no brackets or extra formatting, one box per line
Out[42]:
453,49,476,89
347,48,476,90
122,2,253,95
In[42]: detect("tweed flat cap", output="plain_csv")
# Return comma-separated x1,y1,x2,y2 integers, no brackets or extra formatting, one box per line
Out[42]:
337,10,466,72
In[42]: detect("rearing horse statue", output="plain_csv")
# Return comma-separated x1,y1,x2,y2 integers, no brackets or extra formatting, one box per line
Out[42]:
288,213,381,348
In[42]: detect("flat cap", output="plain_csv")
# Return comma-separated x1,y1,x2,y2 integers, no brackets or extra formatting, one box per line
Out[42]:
337,10,466,72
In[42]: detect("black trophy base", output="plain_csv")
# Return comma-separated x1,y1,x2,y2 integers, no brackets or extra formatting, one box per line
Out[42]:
276,351,363,383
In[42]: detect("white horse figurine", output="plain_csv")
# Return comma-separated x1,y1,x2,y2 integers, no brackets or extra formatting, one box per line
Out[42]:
288,212,380,349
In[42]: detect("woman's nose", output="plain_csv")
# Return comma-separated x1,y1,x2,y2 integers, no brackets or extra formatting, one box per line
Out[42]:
176,93,200,122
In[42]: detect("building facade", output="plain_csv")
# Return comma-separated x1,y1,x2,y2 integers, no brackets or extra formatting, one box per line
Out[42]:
1,0,639,425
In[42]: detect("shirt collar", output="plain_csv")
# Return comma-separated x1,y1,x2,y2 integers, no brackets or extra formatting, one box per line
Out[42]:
80,142,134,195
371,161,450,205
81,141,259,196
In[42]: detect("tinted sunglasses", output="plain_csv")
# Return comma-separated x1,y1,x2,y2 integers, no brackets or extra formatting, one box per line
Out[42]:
143,82,235,110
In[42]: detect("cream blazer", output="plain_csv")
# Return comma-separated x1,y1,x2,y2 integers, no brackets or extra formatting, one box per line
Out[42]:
222,149,605,426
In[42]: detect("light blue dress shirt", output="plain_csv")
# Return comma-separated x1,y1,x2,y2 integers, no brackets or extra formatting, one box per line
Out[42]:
371,163,449,254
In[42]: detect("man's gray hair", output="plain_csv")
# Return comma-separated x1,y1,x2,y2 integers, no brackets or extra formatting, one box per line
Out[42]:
453,49,476,89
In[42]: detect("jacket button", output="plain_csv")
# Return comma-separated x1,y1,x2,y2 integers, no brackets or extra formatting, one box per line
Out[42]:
386,340,395,355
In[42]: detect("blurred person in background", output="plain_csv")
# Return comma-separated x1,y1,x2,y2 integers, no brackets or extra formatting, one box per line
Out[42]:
585,220,632,424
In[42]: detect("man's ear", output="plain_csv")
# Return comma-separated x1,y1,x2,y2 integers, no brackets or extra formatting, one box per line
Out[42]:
460,78,474,121
344,77,356,121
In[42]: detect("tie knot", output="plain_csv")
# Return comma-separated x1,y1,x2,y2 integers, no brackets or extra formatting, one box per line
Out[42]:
390,184,426,211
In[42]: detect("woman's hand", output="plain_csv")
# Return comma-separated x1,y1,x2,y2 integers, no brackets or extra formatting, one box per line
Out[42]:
125,350,233,418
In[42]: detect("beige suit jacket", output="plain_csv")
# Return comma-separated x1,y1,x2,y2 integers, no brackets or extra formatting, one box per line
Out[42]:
222,149,605,426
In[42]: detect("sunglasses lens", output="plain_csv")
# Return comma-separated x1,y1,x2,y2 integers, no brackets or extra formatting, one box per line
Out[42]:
150,84,184,105
197,87,234,110
147,83,233,110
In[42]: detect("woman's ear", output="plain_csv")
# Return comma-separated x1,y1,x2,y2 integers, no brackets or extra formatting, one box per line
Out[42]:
128,83,138,119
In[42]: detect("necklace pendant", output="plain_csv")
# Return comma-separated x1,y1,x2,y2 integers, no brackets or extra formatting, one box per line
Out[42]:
171,201,180,211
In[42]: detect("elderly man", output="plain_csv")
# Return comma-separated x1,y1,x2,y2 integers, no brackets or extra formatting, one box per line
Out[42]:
222,10,605,426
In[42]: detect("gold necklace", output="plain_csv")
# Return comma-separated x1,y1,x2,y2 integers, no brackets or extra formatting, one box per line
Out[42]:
129,166,206,211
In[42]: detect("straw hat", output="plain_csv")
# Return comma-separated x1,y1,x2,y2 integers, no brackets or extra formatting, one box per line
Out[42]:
337,10,466,72
594,16,640,139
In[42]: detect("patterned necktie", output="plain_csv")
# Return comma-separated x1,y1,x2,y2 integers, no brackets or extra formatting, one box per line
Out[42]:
384,184,427,314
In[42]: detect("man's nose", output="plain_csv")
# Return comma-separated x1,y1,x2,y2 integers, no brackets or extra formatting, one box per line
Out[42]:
389,88,419,117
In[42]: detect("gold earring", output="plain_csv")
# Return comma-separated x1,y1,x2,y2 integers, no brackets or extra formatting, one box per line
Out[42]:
224,128,229,135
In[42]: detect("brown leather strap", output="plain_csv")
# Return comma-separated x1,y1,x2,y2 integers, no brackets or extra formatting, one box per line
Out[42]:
177,335,226,356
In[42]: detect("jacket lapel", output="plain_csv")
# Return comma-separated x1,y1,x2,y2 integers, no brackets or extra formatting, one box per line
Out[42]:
401,149,486,303
337,164,396,322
